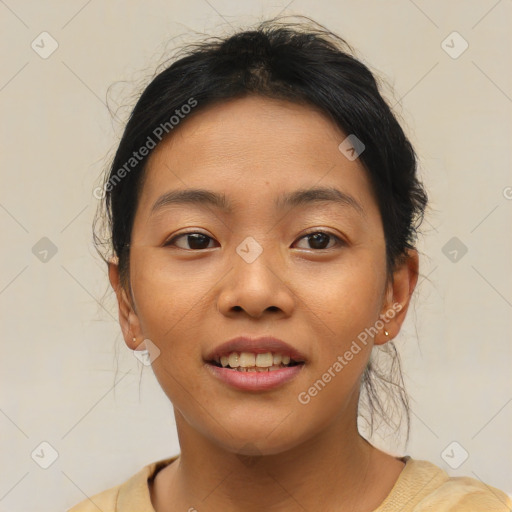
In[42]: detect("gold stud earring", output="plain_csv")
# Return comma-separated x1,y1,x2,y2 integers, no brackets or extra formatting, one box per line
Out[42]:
384,330,389,336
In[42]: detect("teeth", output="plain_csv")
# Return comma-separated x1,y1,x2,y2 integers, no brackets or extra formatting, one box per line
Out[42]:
239,352,256,367
255,353,273,367
235,365,283,372
228,353,240,368
216,351,299,369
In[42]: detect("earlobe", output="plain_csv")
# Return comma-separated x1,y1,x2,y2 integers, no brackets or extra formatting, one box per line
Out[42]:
108,260,143,351
375,248,419,346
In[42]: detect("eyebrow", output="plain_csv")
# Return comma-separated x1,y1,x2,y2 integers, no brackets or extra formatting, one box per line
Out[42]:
150,186,366,218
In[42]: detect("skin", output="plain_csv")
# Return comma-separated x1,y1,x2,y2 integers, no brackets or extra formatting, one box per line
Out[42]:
108,95,419,512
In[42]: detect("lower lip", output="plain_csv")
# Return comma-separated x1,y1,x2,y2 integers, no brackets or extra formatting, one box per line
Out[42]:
205,363,305,391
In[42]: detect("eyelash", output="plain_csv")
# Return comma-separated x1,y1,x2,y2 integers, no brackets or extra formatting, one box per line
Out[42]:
163,229,345,251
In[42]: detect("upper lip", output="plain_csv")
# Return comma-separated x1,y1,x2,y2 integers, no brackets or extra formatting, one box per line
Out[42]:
205,336,307,362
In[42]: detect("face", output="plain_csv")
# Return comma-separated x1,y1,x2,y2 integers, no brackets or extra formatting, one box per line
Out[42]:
109,95,417,455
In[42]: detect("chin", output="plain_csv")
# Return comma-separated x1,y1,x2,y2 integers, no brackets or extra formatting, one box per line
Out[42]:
212,423,309,458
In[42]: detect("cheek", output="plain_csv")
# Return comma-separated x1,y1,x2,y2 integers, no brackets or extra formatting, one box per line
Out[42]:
304,256,385,344
130,248,213,338
128,247,223,374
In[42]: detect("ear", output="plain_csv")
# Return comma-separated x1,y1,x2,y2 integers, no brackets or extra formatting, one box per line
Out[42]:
374,248,419,346
108,259,144,350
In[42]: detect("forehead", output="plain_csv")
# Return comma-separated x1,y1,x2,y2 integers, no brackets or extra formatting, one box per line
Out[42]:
147,96,345,172
137,95,379,220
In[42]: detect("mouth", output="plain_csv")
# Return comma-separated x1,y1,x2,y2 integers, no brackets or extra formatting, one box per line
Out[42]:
205,357,305,391
203,336,307,391
206,352,305,372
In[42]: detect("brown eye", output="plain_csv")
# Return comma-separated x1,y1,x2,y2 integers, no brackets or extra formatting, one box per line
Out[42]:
294,230,344,250
164,232,217,250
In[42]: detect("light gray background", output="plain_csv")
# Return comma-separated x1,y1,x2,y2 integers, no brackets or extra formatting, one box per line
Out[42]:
0,1,511,511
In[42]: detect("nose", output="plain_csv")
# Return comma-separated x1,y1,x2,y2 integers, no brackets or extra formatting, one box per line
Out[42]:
216,246,296,319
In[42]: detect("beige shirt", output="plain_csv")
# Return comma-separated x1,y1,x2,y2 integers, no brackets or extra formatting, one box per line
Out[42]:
68,455,511,511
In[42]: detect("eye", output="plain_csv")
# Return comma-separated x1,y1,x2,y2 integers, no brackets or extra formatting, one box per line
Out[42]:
163,231,217,250
163,229,344,251
293,230,344,250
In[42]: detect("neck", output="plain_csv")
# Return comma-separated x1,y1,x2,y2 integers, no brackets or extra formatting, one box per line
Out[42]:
153,406,403,512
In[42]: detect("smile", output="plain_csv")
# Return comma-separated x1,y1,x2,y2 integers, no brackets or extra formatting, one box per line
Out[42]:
205,353,305,391
209,351,303,372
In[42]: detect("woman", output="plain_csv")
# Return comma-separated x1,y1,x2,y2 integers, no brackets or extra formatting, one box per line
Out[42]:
70,17,511,512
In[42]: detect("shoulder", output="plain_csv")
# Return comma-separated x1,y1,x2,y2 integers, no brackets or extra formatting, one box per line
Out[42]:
66,455,179,512
377,457,512,512
426,474,512,511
